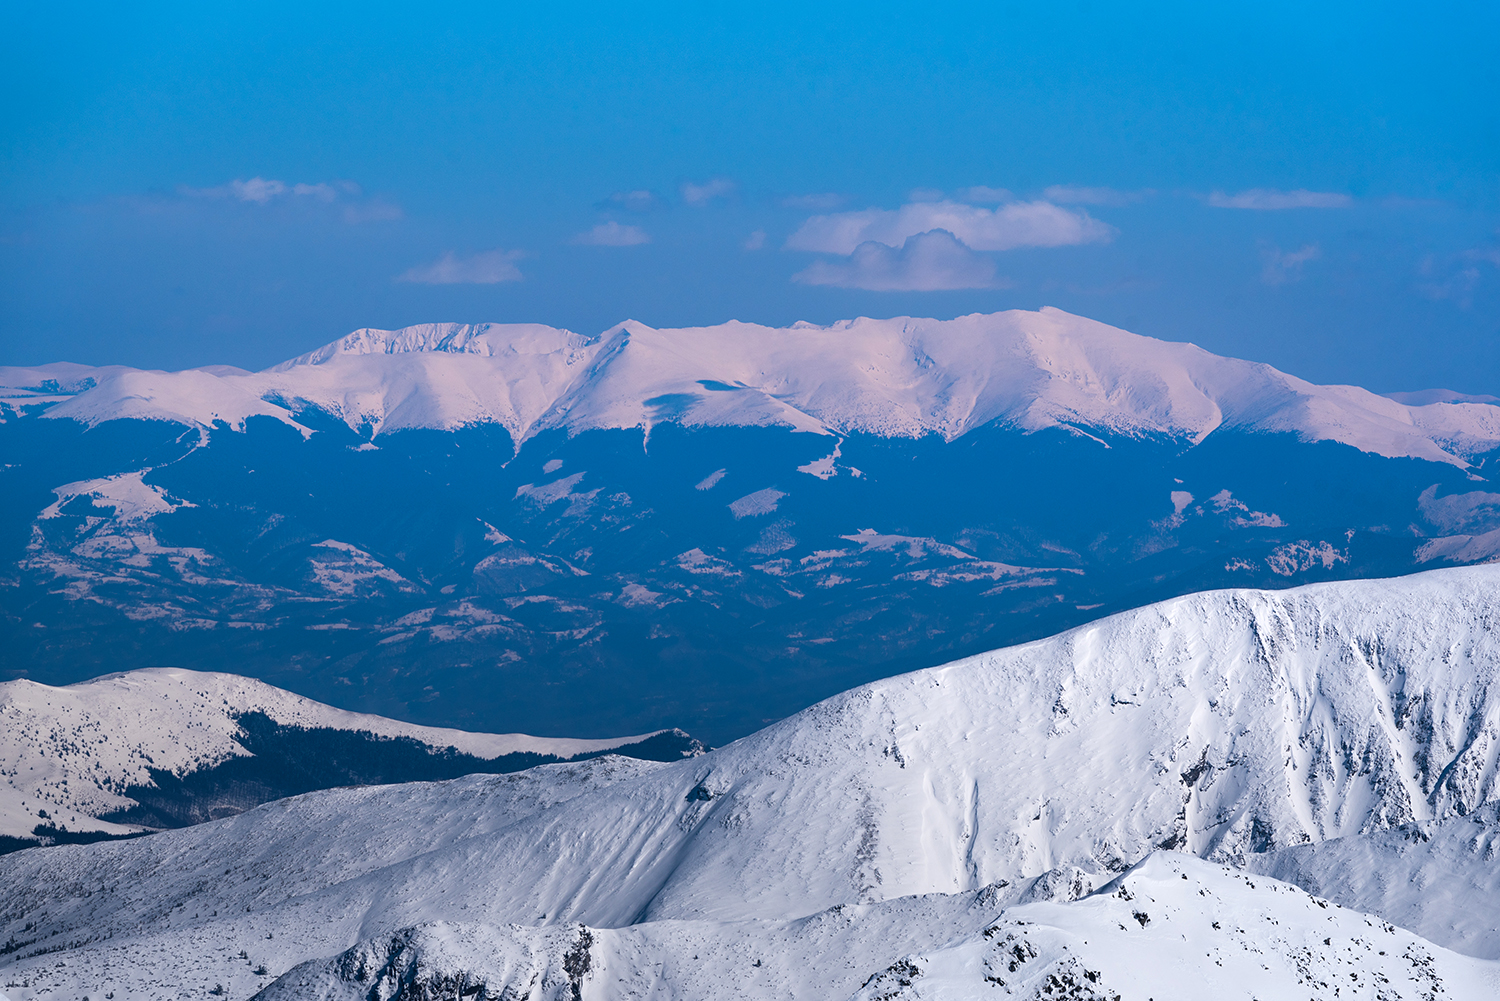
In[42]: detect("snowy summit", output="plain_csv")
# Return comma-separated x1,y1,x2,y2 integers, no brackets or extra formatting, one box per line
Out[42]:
5,308,1500,465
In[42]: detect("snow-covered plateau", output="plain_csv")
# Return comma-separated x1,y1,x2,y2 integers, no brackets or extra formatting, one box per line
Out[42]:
3,566,1500,999
6,309,1500,744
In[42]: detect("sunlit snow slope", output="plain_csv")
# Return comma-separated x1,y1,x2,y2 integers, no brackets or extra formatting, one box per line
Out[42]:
262,855,1497,1001
847,853,1500,1001
0,667,698,846
5,308,1500,463
3,566,1499,999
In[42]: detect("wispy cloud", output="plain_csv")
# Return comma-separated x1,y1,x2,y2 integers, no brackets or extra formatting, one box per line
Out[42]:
573,221,651,246
291,182,338,202
231,178,286,203
1208,188,1352,210
681,178,736,206
1260,242,1321,285
1044,185,1151,206
396,250,525,284
786,200,1114,254
743,229,768,251
177,177,399,222
792,230,1004,291
605,189,659,211
1417,244,1499,305
183,177,355,203
1419,264,1482,303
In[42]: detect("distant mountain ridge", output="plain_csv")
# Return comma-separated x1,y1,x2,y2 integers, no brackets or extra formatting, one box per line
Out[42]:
0,667,702,851
5,307,1500,744
6,308,1500,464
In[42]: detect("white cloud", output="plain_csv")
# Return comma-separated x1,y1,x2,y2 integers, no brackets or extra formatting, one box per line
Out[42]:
178,177,397,222
292,182,338,201
1044,185,1150,206
1208,188,1352,210
960,186,1013,203
181,177,296,202
1260,242,1321,285
791,229,1003,291
743,229,767,251
681,178,736,206
781,193,845,210
786,200,1115,254
228,177,286,203
573,221,651,246
607,190,658,211
396,250,525,284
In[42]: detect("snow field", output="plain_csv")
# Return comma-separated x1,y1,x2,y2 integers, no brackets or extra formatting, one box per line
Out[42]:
5,566,1500,997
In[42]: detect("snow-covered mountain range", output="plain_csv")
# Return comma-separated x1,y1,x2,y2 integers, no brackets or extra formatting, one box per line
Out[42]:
2,567,1499,999
6,308,1500,463
0,668,700,850
5,308,1500,743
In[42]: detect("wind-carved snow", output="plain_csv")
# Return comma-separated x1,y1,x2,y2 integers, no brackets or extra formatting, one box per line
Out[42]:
6,568,1500,999
263,855,1499,1001
1247,801,1500,960
851,853,1500,1001
9,308,1500,463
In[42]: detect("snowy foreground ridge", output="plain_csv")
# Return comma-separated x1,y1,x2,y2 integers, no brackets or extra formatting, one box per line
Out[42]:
4,567,1500,998
5,308,1500,464
0,668,687,842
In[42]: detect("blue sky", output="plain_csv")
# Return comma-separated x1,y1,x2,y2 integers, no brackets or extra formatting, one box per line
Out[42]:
2,2,1497,393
